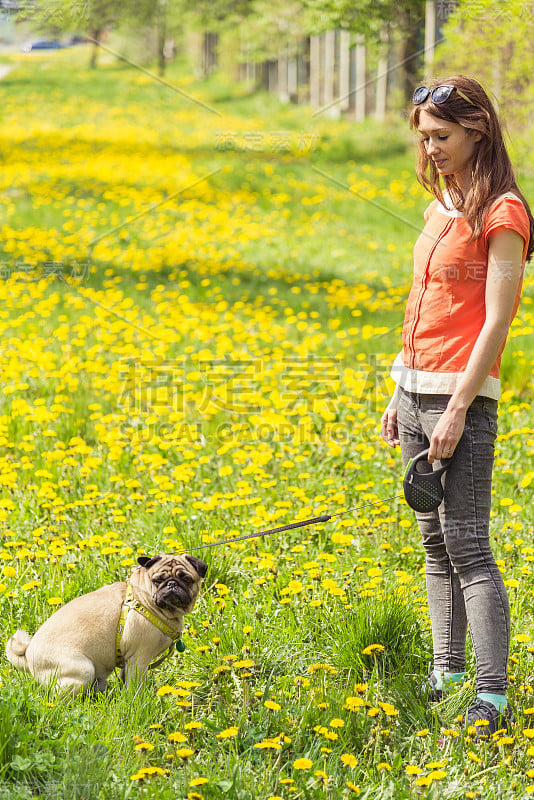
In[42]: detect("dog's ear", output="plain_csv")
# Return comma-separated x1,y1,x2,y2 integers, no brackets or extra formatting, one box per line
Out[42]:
138,556,162,570
184,555,208,578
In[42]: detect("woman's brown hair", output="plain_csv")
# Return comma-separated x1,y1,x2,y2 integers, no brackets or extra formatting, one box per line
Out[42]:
410,74,534,261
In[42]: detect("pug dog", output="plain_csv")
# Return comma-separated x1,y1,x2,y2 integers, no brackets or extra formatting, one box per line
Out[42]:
5,553,207,696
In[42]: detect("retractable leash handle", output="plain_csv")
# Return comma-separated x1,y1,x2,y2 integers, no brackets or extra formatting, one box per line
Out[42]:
403,447,453,512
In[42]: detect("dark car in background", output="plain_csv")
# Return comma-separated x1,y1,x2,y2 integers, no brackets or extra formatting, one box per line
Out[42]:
21,38,64,52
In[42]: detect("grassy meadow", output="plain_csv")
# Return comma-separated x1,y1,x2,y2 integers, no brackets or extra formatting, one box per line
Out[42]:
0,44,534,800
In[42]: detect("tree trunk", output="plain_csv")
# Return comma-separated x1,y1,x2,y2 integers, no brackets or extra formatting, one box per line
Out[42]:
339,30,350,112
157,0,167,77
310,34,320,107
278,46,289,103
323,29,338,117
355,34,366,121
375,26,388,121
90,30,102,69
397,5,425,102
424,0,436,80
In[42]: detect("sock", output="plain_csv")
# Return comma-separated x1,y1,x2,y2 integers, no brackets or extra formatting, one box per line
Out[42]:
477,692,507,712
431,670,465,692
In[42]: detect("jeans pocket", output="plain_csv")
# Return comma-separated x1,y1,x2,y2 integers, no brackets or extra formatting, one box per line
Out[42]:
483,399,498,437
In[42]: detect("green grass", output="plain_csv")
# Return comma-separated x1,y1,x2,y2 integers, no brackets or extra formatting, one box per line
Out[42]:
0,43,533,800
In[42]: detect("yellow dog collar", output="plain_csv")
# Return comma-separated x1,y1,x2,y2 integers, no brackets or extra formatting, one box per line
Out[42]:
115,584,185,668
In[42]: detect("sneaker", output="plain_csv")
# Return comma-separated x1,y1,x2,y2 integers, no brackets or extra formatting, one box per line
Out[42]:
421,665,444,703
464,698,515,739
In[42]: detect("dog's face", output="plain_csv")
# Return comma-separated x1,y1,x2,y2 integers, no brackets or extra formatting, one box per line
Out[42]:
136,554,208,615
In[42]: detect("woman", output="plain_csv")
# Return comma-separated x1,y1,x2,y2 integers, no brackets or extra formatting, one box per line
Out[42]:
381,76,533,735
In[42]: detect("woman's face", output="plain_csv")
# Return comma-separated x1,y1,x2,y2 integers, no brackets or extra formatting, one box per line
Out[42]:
417,109,481,191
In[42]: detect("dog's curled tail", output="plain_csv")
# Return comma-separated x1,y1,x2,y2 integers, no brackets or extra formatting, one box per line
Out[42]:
5,630,32,672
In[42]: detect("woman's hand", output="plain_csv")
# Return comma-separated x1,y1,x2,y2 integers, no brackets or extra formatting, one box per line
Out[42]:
381,406,400,448
428,405,467,463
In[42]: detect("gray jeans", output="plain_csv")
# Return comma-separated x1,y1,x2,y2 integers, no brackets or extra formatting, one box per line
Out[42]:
397,386,510,694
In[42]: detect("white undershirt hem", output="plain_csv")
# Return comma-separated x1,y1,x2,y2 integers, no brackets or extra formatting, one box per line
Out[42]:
390,352,500,401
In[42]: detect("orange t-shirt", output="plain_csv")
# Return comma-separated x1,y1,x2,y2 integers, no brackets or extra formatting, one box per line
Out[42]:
392,192,530,399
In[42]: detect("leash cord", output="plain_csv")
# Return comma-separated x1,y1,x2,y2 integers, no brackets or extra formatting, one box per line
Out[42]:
178,493,404,553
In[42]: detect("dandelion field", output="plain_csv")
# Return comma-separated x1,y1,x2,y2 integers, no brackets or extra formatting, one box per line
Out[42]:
0,46,534,800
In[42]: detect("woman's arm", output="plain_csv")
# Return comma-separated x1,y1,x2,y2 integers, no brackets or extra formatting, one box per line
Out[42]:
381,383,401,447
428,228,525,463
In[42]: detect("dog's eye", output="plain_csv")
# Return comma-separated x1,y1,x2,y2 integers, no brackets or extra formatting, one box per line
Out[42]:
178,571,193,585
152,576,164,585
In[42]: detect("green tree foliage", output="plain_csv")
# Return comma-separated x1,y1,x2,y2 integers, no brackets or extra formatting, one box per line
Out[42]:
232,0,310,61
303,0,427,98
302,0,426,38
434,0,534,171
20,0,127,66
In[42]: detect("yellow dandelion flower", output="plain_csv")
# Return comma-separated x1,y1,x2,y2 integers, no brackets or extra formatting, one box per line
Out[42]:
427,770,446,781
264,700,281,711
466,751,482,763
157,685,178,696
329,718,345,728
405,765,422,775
378,702,398,716
414,776,433,787
216,726,238,739
22,580,41,591
176,748,195,758
346,782,360,794
340,753,358,768
307,663,337,674
293,758,313,770
190,777,209,786
254,740,282,750
140,767,169,776
377,762,391,771
283,580,303,595
362,644,385,655
167,732,186,743
344,696,365,711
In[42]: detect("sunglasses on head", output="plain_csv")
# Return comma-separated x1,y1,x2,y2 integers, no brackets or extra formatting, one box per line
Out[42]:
412,84,476,107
